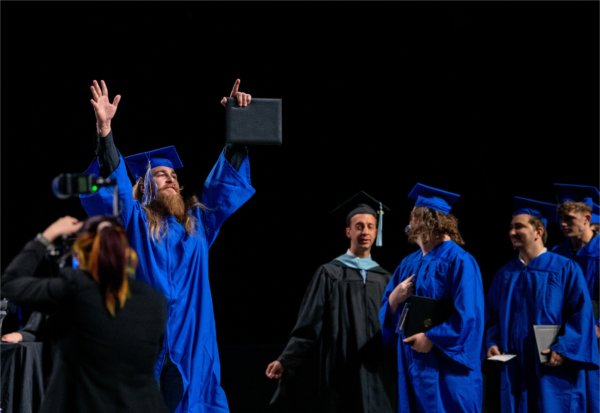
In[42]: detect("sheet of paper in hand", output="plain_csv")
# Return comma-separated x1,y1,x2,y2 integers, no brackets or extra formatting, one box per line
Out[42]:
225,97,282,145
487,354,517,362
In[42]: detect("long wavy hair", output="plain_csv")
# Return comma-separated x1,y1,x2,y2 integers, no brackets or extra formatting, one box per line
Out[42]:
132,175,202,241
72,215,137,317
408,206,465,246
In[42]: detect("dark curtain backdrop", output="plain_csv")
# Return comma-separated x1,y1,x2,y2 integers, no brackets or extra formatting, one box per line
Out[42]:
2,1,598,412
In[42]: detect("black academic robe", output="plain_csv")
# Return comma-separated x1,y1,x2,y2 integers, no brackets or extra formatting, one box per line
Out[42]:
1,239,168,413
271,260,396,413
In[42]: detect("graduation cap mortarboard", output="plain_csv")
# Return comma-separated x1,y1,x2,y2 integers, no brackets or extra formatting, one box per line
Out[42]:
330,191,391,247
407,183,460,215
123,146,184,206
553,183,600,207
123,145,184,180
513,196,557,228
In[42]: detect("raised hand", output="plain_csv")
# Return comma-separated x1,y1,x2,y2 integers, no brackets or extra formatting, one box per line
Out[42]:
220,78,252,107
42,216,83,243
90,79,121,137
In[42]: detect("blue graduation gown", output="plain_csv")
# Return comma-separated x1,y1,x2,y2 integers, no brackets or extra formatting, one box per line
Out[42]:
551,235,599,322
80,150,255,413
379,240,485,413
485,251,599,413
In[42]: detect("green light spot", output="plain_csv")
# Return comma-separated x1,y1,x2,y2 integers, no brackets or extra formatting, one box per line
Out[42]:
91,185,98,192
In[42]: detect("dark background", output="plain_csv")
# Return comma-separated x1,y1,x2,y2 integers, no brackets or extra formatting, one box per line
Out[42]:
1,1,598,412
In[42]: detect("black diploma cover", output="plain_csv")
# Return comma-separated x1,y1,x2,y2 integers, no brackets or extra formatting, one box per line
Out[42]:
397,295,452,337
225,97,282,145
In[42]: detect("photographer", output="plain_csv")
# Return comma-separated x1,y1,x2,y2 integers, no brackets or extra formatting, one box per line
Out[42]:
1,215,168,413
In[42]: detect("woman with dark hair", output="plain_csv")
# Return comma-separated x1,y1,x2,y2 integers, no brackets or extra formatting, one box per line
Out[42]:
1,215,168,413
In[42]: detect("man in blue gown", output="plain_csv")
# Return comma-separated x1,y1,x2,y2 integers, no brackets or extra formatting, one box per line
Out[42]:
485,196,599,412
550,183,600,412
379,183,485,413
79,79,255,413
550,183,599,333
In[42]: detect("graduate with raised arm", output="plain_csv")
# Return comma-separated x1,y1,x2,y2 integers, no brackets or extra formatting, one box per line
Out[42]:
79,79,255,413
379,183,485,413
485,196,599,413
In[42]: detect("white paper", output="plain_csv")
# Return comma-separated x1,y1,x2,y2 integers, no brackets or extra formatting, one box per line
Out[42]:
487,354,516,362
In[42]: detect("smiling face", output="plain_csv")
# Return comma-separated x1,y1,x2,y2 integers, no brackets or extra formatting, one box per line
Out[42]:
346,213,378,257
151,166,180,196
509,214,544,251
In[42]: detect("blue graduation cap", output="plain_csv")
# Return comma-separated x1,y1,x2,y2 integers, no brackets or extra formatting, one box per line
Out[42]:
407,183,460,214
553,183,599,207
513,196,557,227
123,146,184,206
123,145,184,180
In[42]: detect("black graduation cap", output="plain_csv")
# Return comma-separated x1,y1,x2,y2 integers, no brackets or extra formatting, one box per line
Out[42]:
513,196,557,227
330,191,391,247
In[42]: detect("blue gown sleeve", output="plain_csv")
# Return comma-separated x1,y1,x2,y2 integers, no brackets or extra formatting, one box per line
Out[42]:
425,253,485,371
550,260,599,367
200,148,255,247
484,270,503,352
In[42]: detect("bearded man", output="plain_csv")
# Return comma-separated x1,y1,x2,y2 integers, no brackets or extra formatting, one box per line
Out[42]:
79,79,255,413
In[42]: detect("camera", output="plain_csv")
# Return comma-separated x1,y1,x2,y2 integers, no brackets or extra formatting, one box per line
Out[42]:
52,173,114,199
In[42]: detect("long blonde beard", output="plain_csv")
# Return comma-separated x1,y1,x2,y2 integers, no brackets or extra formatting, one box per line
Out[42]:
157,190,186,221
144,191,193,241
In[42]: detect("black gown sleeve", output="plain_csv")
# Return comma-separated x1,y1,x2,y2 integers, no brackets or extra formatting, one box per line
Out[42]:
18,311,46,342
223,143,248,171
277,265,329,369
96,132,120,178
1,240,71,310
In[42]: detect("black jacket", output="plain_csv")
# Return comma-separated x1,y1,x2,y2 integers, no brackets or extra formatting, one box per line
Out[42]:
2,239,168,413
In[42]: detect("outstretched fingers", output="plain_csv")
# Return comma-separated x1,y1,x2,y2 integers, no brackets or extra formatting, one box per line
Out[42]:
100,79,109,97
90,79,102,101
